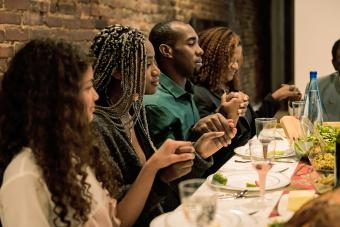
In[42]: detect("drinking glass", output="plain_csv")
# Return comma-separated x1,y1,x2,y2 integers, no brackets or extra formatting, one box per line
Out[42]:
178,179,217,227
249,138,276,205
255,118,277,156
292,100,305,120
253,118,277,206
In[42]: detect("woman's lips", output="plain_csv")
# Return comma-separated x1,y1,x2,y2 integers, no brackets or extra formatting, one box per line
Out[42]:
151,78,159,86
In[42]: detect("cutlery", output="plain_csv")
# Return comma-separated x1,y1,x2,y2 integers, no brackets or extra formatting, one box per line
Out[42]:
274,159,295,163
218,189,249,200
234,159,250,163
235,159,294,164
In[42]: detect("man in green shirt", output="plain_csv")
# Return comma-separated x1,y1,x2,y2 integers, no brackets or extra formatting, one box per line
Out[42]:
144,20,237,153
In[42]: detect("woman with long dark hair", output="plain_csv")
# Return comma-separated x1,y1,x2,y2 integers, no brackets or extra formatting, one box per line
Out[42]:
0,39,121,227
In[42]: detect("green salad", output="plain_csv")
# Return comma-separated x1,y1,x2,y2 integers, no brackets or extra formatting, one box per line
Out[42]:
212,172,227,185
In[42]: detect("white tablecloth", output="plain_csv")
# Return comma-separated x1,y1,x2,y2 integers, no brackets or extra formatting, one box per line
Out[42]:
151,144,299,227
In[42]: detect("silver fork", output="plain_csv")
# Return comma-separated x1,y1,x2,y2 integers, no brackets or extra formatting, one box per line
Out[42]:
218,189,248,200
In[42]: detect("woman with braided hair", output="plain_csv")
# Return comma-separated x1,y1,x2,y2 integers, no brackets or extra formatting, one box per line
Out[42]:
90,24,227,226
0,39,121,226
190,27,302,174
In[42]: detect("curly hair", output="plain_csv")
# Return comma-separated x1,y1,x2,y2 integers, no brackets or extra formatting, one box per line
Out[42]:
0,39,122,226
191,27,242,92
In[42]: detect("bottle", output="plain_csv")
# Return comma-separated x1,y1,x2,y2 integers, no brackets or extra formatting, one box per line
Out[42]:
303,71,323,126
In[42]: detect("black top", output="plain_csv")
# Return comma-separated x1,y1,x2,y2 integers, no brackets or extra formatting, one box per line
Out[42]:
193,85,280,176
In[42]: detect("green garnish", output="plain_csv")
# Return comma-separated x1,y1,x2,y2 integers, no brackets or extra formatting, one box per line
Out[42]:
268,150,285,157
246,182,257,187
212,172,227,185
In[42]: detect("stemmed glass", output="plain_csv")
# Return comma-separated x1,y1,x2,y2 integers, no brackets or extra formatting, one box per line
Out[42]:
251,118,277,205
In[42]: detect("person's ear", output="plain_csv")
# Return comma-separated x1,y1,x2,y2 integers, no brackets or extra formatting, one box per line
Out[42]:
112,69,122,81
159,44,173,59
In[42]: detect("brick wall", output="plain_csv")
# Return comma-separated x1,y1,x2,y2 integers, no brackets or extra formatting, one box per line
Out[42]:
0,0,264,101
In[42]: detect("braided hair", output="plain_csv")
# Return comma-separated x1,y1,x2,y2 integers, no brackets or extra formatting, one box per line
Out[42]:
191,27,242,92
91,25,146,120
90,25,154,145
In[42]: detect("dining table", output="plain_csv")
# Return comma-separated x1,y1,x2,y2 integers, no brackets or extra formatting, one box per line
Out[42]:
150,129,318,227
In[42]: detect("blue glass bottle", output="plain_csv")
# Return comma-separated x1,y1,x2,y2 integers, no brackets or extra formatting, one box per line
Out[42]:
303,71,323,126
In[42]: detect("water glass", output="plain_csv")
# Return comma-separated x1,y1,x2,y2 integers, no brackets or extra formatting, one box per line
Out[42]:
178,179,216,227
292,100,305,120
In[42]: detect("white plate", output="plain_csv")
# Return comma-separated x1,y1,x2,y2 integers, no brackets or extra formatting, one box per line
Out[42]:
222,162,290,173
234,140,295,158
150,208,256,227
208,171,290,191
277,194,294,219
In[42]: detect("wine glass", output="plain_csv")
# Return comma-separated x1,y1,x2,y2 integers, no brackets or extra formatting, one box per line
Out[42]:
252,118,277,206
255,118,277,158
249,138,276,205
178,179,217,227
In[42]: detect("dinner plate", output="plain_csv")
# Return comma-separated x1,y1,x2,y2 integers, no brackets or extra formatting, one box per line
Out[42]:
208,170,290,191
234,140,295,158
222,161,290,173
150,208,256,227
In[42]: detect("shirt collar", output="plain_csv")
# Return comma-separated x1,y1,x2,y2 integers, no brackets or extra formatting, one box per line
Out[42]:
159,72,194,98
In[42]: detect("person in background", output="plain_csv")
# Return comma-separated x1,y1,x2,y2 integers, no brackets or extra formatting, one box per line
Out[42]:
0,39,121,227
145,20,237,158
90,24,225,226
317,38,340,121
190,27,302,174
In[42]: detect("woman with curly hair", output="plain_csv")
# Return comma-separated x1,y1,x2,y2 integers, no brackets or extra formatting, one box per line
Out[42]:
90,24,226,226
190,27,302,174
0,39,121,227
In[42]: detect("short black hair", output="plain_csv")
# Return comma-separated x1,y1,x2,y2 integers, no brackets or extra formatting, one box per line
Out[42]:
149,20,184,64
332,38,340,60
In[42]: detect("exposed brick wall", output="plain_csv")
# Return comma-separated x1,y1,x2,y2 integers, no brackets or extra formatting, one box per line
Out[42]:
0,0,264,102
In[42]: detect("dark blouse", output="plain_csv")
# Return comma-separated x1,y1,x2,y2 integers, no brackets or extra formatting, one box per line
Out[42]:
193,85,280,176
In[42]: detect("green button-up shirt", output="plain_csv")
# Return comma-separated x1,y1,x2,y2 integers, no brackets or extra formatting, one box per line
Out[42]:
144,72,200,148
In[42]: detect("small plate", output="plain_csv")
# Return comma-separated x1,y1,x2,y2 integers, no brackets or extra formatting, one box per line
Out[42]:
150,208,256,227
234,140,295,158
277,194,294,219
208,171,290,191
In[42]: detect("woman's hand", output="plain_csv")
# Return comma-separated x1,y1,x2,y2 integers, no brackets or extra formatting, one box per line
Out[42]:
219,92,241,117
148,139,195,175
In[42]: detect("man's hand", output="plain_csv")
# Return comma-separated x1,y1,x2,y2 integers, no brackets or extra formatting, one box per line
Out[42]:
194,130,236,159
272,84,302,101
192,113,236,146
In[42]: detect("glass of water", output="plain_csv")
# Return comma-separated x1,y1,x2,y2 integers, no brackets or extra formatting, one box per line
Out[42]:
292,100,305,120
178,179,216,227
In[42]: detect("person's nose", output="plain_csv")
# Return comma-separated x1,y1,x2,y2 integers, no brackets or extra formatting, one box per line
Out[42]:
196,44,204,56
230,62,239,70
93,87,99,101
152,64,160,77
